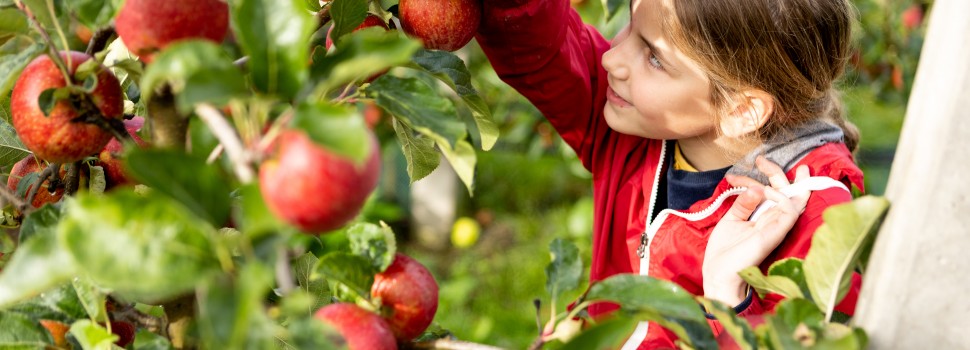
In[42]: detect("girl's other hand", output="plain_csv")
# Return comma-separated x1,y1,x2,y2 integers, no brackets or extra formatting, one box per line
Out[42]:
702,157,811,305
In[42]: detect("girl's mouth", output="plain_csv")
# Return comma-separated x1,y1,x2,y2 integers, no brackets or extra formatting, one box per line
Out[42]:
606,86,632,108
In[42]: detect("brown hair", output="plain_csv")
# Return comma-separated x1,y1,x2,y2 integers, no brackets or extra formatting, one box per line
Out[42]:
660,0,860,152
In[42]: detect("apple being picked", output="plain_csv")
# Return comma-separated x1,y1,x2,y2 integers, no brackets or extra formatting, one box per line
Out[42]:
259,129,381,233
371,253,439,341
325,14,390,50
10,52,124,164
115,0,229,63
98,116,148,187
314,303,397,350
399,0,482,51
7,155,66,208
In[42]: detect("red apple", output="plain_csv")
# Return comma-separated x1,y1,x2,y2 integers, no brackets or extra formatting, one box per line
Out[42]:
6,155,65,208
98,116,148,187
901,5,923,30
399,0,482,51
10,52,124,163
326,14,390,50
258,129,381,233
314,303,397,350
116,0,229,63
371,253,439,341
109,321,135,347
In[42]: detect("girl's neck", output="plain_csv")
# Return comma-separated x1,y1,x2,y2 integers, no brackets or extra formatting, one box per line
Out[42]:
677,136,758,171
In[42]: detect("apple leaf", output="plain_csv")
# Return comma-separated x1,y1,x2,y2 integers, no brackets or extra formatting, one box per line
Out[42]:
133,329,175,350
17,203,62,246
279,315,344,350
698,297,758,350
410,50,499,151
303,0,322,12
346,222,397,272
392,119,439,183
604,0,625,20
69,320,119,350
140,40,246,113
0,114,29,169
197,265,277,349
804,196,889,320
315,252,377,301
328,0,367,46
437,137,477,194
59,192,222,302
234,184,288,239
37,87,73,117
125,148,232,227
0,311,52,348
0,227,77,309
231,0,315,100
5,283,89,323
72,277,108,323
366,76,466,148
738,266,805,300
293,252,331,314
559,316,640,350
310,28,421,93
0,9,27,37
19,0,69,32
545,238,583,303
292,101,372,164
66,0,119,30
585,274,716,349
0,42,44,98
761,298,825,349
768,258,812,300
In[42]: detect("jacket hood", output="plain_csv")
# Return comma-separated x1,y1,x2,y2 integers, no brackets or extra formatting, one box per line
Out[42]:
727,120,846,185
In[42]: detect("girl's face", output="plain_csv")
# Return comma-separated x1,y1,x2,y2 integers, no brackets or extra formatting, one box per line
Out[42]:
601,0,720,142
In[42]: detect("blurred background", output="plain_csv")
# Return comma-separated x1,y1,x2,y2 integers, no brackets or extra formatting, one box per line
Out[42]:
356,0,929,347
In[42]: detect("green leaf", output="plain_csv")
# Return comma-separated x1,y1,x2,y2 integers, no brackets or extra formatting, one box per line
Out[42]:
604,0,625,20
139,40,246,113
0,42,44,98
279,315,343,350
0,311,51,348
293,252,330,314
69,320,118,350
738,266,805,300
804,196,889,319
125,148,232,226
197,265,277,350
230,0,315,99
367,76,466,148
698,298,757,350
66,0,119,30
327,0,367,46
29,283,89,321
0,9,27,36
133,329,175,350
392,119,439,183
59,192,222,302
585,274,715,349
346,222,397,272
545,238,582,302
0,231,76,308
410,50,499,151
292,101,372,164
20,0,68,31
72,277,108,323
315,252,376,301
234,183,287,238
0,115,29,168
310,28,421,92
37,87,72,117
17,203,61,243
559,316,639,350
303,0,322,12
774,298,824,331
437,137,476,194
768,258,812,301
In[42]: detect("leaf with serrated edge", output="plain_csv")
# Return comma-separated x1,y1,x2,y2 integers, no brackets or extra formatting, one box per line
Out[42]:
392,119,439,183
0,117,30,174
0,233,76,308
545,238,582,302
347,222,397,272
437,138,476,194
328,0,367,46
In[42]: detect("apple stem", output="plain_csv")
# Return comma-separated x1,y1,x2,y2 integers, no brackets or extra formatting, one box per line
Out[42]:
195,103,256,184
14,0,73,86
85,25,116,56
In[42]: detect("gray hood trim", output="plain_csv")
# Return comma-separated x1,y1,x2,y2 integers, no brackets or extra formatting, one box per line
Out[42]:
726,120,845,185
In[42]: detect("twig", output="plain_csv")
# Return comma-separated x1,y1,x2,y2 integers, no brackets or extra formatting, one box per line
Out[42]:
85,25,116,56
107,297,165,335
275,247,296,295
408,340,507,350
195,103,256,184
63,161,82,196
148,85,187,149
0,186,29,212
24,164,57,213
14,0,73,85
316,6,332,30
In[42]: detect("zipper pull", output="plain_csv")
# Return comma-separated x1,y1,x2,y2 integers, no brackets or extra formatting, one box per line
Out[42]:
636,233,649,258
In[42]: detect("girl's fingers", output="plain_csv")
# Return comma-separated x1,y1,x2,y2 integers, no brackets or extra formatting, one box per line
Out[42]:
724,186,765,221
725,174,763,189
756,156,790,189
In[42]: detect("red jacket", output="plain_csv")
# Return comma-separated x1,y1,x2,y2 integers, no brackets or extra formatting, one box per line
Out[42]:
477,1,864,348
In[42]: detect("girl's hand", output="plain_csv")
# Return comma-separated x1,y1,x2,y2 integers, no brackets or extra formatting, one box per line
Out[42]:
702,157,811,305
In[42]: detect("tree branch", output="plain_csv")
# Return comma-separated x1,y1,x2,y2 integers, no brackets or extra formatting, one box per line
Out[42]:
63,161,82,196
14,0,72,85
195,103,256,184
85,25,116,56
148,85,188,149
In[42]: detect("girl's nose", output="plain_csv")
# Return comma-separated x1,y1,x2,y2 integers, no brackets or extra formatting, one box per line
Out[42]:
603,25,632,80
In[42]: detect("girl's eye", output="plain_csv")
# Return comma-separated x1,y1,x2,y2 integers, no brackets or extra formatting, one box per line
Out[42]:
648,53,664,70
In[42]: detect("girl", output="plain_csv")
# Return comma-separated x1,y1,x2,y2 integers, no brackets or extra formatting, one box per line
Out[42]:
476,0,865,348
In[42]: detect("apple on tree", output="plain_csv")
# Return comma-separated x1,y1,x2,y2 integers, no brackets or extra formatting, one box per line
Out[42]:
10,51,124,164
371,253,439,342
398,0,482,52
314,303,398,350
258,129,381,233
115,0,229,63
98,116,148,187
6,155,66,208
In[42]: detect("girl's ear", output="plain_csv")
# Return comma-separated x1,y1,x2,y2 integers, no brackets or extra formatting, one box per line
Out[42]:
720,90,774,137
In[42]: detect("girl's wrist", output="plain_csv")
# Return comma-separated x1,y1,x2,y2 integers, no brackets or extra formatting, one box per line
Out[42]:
703,279,748,306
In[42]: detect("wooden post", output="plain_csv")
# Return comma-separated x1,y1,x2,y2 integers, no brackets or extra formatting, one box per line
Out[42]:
854,0,970,348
